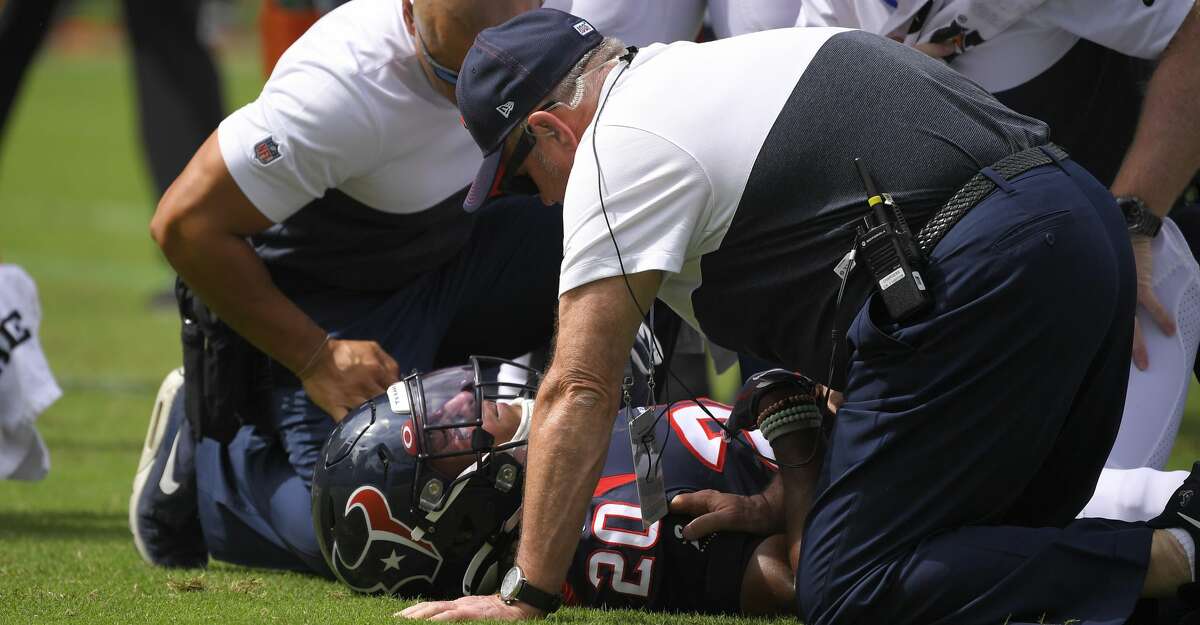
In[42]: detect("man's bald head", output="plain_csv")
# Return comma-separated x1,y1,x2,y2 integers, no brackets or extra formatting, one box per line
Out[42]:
405,0,542,100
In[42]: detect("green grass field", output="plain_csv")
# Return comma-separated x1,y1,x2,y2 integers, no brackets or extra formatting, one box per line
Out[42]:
1,31,1198,625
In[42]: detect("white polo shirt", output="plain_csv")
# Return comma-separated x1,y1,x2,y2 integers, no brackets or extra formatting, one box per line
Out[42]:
557,28,1045,383
797,0,1195,92
218,0,480,223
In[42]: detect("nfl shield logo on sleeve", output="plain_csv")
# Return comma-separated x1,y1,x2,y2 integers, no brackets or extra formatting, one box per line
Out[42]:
253,136,282,166
573,20,594,36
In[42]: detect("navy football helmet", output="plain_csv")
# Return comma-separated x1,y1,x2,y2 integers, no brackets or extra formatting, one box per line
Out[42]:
311,356,540,599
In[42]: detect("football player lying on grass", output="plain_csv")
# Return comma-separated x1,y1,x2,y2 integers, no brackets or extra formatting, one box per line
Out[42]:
312,357,1198,617
312,357,794,615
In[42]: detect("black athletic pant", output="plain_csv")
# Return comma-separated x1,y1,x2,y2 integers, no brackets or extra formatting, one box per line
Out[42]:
0,0,223,195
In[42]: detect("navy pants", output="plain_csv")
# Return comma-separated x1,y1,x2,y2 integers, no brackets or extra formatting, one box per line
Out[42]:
796,159,1150,625
195,197,562,574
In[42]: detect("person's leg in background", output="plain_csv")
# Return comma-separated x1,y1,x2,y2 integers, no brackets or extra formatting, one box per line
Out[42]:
1107,218,1200,470
1167,202,1200,384
0,0,62,156
121,0,224,197
1082,467,1190,522
195,417,333,575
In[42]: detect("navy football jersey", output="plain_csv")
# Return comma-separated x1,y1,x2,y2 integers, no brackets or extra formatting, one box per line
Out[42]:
563,400,777,614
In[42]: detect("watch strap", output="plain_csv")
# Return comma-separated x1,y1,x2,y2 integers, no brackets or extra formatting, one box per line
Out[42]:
1118,195,1163,237
501,567,562,614
512,579,562,614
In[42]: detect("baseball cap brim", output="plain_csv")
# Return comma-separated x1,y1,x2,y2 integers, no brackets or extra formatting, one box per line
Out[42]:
464,148,505,212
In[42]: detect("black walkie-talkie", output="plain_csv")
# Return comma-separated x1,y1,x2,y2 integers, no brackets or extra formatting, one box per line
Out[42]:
853,159,932,322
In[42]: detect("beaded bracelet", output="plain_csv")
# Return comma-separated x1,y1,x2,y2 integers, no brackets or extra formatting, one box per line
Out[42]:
756,394,814,428
758,403,822,443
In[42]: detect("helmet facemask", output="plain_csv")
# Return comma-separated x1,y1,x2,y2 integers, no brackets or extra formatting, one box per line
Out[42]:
313,355,540,599
405,356,540,530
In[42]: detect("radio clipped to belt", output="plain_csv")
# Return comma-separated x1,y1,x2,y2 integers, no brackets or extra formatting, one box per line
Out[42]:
853,158,932,322
176,278,273,444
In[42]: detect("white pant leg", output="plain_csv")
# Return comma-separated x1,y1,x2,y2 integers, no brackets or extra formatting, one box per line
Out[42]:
1079,467,1189,521
1106,218,1200,470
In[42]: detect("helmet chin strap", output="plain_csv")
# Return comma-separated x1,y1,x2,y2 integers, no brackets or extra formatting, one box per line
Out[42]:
507,398,536,444
411,399,535,543
461,507,523,595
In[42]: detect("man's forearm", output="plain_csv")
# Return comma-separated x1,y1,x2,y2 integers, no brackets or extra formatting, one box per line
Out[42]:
515,377,620,595
771,430,824,573
1111,5,1200,216
161,228,326,374
513,272,660,604
152,132,328,374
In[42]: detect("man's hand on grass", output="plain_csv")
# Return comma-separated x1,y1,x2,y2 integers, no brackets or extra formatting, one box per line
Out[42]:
396,595,543,621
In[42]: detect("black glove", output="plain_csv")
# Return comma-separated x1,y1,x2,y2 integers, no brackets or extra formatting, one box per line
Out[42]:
727,368,816,436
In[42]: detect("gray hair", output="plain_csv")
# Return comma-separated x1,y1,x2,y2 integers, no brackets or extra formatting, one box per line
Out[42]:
543,37,627,110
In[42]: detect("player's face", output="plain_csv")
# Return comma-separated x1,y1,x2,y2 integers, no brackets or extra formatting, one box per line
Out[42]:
425,396,524,478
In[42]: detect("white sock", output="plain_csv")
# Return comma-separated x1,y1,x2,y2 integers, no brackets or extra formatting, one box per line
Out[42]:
1168,528,1197,581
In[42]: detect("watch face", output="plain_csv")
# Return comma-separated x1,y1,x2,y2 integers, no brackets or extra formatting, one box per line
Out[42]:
500,567,522,599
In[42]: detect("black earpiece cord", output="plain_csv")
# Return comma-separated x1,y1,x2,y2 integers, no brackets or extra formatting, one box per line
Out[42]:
593,48,810,471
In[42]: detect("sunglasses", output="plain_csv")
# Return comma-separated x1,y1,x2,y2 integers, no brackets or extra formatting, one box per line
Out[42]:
493,101,567,197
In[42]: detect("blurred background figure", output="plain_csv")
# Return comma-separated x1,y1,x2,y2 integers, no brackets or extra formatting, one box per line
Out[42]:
0,0,224,197
706,0,802,39
259,0,348,76
0,0,225,308
542,0,705,47
0,263,60,482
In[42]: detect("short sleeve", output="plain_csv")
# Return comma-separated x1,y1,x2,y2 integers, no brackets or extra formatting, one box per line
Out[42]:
217,62,384,223
1039,0,1195,59
558,125,713,296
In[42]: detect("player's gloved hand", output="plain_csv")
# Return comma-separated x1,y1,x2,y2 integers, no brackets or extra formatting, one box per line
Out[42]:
669,489,781,541
396,594,543,621
299,338,400,422
1132,234,1176,370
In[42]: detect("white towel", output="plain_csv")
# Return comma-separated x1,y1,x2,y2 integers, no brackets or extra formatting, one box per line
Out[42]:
0,264,60,480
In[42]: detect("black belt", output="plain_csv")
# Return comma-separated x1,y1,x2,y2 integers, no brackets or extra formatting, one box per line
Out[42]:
916,143,1069,255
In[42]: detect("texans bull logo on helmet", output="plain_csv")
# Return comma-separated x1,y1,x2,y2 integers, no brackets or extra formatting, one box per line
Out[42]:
331,485,444,594
312,357,541,599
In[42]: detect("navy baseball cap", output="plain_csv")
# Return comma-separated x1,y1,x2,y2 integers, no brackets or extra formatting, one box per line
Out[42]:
457,8,603,211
